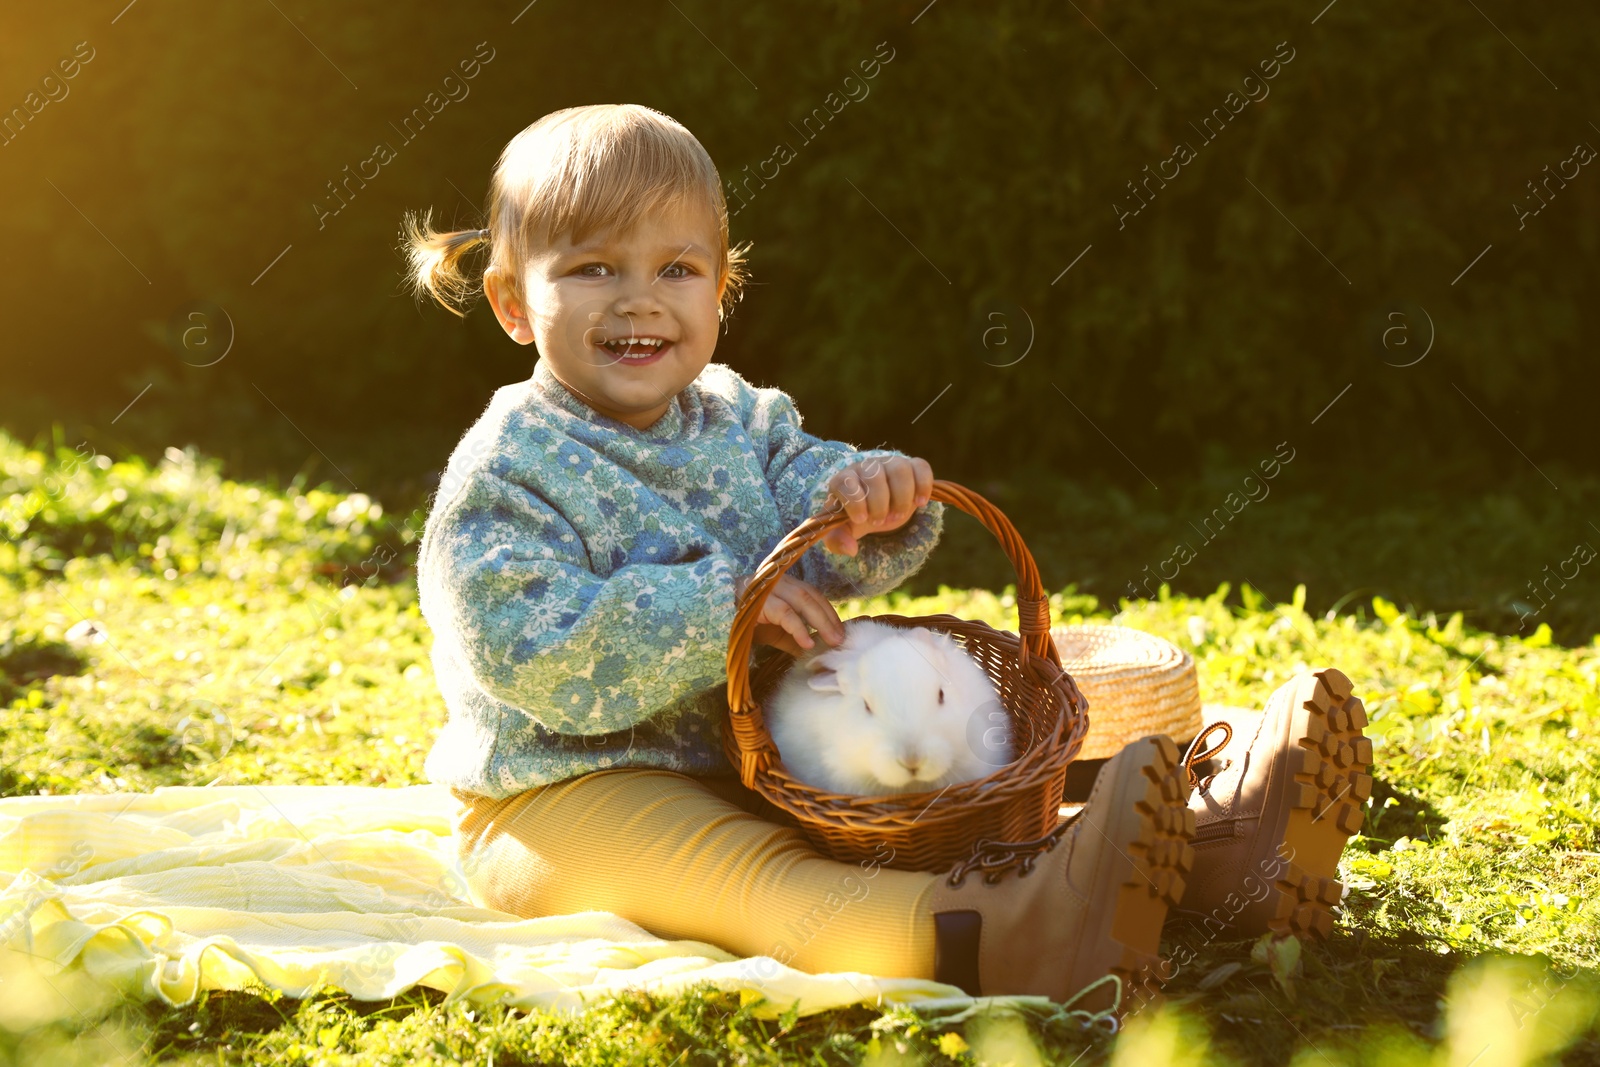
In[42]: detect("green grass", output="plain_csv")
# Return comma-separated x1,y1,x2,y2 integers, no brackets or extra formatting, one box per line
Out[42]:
2,431,1598,1065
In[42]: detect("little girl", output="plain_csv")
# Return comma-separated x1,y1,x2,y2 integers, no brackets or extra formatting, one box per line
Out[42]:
402,104,1372,1013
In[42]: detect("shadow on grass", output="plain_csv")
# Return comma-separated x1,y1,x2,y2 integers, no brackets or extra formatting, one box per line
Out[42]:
136,985,453,1060
0,637,88,707
7,946,1595,1066
1361,779,1448,850
1154,923,1600,1065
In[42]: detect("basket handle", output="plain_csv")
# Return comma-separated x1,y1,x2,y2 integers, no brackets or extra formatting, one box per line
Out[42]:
724,479,1063,788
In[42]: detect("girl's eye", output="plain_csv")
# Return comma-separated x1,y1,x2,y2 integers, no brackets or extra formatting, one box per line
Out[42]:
659,262,692,279
576,263,610,277
863,700,874,716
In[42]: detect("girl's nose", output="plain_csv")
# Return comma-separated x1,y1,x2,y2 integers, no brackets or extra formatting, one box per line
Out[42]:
611,276,666,318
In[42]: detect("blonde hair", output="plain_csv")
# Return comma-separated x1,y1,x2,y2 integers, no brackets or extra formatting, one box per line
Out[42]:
402,104,751,322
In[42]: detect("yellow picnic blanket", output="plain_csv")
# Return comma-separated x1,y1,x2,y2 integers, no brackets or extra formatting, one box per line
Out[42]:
0,784,983,1021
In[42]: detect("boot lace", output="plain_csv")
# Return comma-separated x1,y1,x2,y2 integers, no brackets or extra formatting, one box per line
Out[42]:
945,810,1081,888
1180,721,1234,793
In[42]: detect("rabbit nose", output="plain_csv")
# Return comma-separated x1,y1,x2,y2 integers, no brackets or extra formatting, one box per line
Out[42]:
899,751,924,774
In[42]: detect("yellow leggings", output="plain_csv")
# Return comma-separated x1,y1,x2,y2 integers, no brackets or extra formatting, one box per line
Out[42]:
450,769,940,978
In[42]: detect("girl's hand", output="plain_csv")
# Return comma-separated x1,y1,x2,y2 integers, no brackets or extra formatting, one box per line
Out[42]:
819,455,934,557
734,573,845,658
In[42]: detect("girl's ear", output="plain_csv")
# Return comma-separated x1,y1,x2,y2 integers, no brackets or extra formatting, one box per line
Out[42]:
485,270,536,345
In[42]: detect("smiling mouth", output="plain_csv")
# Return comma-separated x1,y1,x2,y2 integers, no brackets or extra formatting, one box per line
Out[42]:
599,336,673,360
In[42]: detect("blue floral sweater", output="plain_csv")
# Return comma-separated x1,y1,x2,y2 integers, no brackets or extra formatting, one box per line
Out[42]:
417,358,946,799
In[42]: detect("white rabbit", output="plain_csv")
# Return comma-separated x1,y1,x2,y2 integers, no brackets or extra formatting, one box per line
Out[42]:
764,618,1015,797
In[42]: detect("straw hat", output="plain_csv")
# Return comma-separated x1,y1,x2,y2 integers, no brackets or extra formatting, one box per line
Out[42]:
1050,624,1203,760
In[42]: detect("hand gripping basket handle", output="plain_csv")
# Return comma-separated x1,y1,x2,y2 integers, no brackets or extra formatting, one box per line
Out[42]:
724,479,1066,789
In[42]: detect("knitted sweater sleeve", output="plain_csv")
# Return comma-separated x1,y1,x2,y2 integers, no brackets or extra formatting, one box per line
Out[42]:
421,467,741,736
747,382,945,600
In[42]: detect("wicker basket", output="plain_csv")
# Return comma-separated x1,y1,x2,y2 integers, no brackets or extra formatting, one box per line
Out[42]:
1049,624,1202,761
722,479,1090,873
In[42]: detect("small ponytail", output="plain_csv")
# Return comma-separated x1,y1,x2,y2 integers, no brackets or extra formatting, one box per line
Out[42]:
401,207,491,318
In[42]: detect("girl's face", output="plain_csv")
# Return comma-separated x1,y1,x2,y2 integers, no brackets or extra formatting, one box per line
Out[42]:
487,198,727,431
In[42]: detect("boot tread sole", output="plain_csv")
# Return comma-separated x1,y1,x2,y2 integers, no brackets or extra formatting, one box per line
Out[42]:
1270,667,1373,941
1091,736,1198,1013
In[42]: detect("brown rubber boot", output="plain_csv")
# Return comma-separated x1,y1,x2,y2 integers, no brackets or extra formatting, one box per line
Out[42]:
1174,667,1374,941
925,735,1196,1013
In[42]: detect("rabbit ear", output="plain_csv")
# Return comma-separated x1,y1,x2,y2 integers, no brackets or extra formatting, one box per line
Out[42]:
907,627,946,654
844,619,890,647
806,666,841,694
804,649,851,694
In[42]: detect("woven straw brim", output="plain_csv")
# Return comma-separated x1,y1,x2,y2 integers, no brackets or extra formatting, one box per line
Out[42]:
1050,624,1202,760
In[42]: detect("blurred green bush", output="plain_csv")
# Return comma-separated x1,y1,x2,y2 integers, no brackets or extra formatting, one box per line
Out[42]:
1,0,1592,487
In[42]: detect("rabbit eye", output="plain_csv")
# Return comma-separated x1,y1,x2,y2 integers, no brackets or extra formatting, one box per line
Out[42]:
863,700,874,716
938,688,944,705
